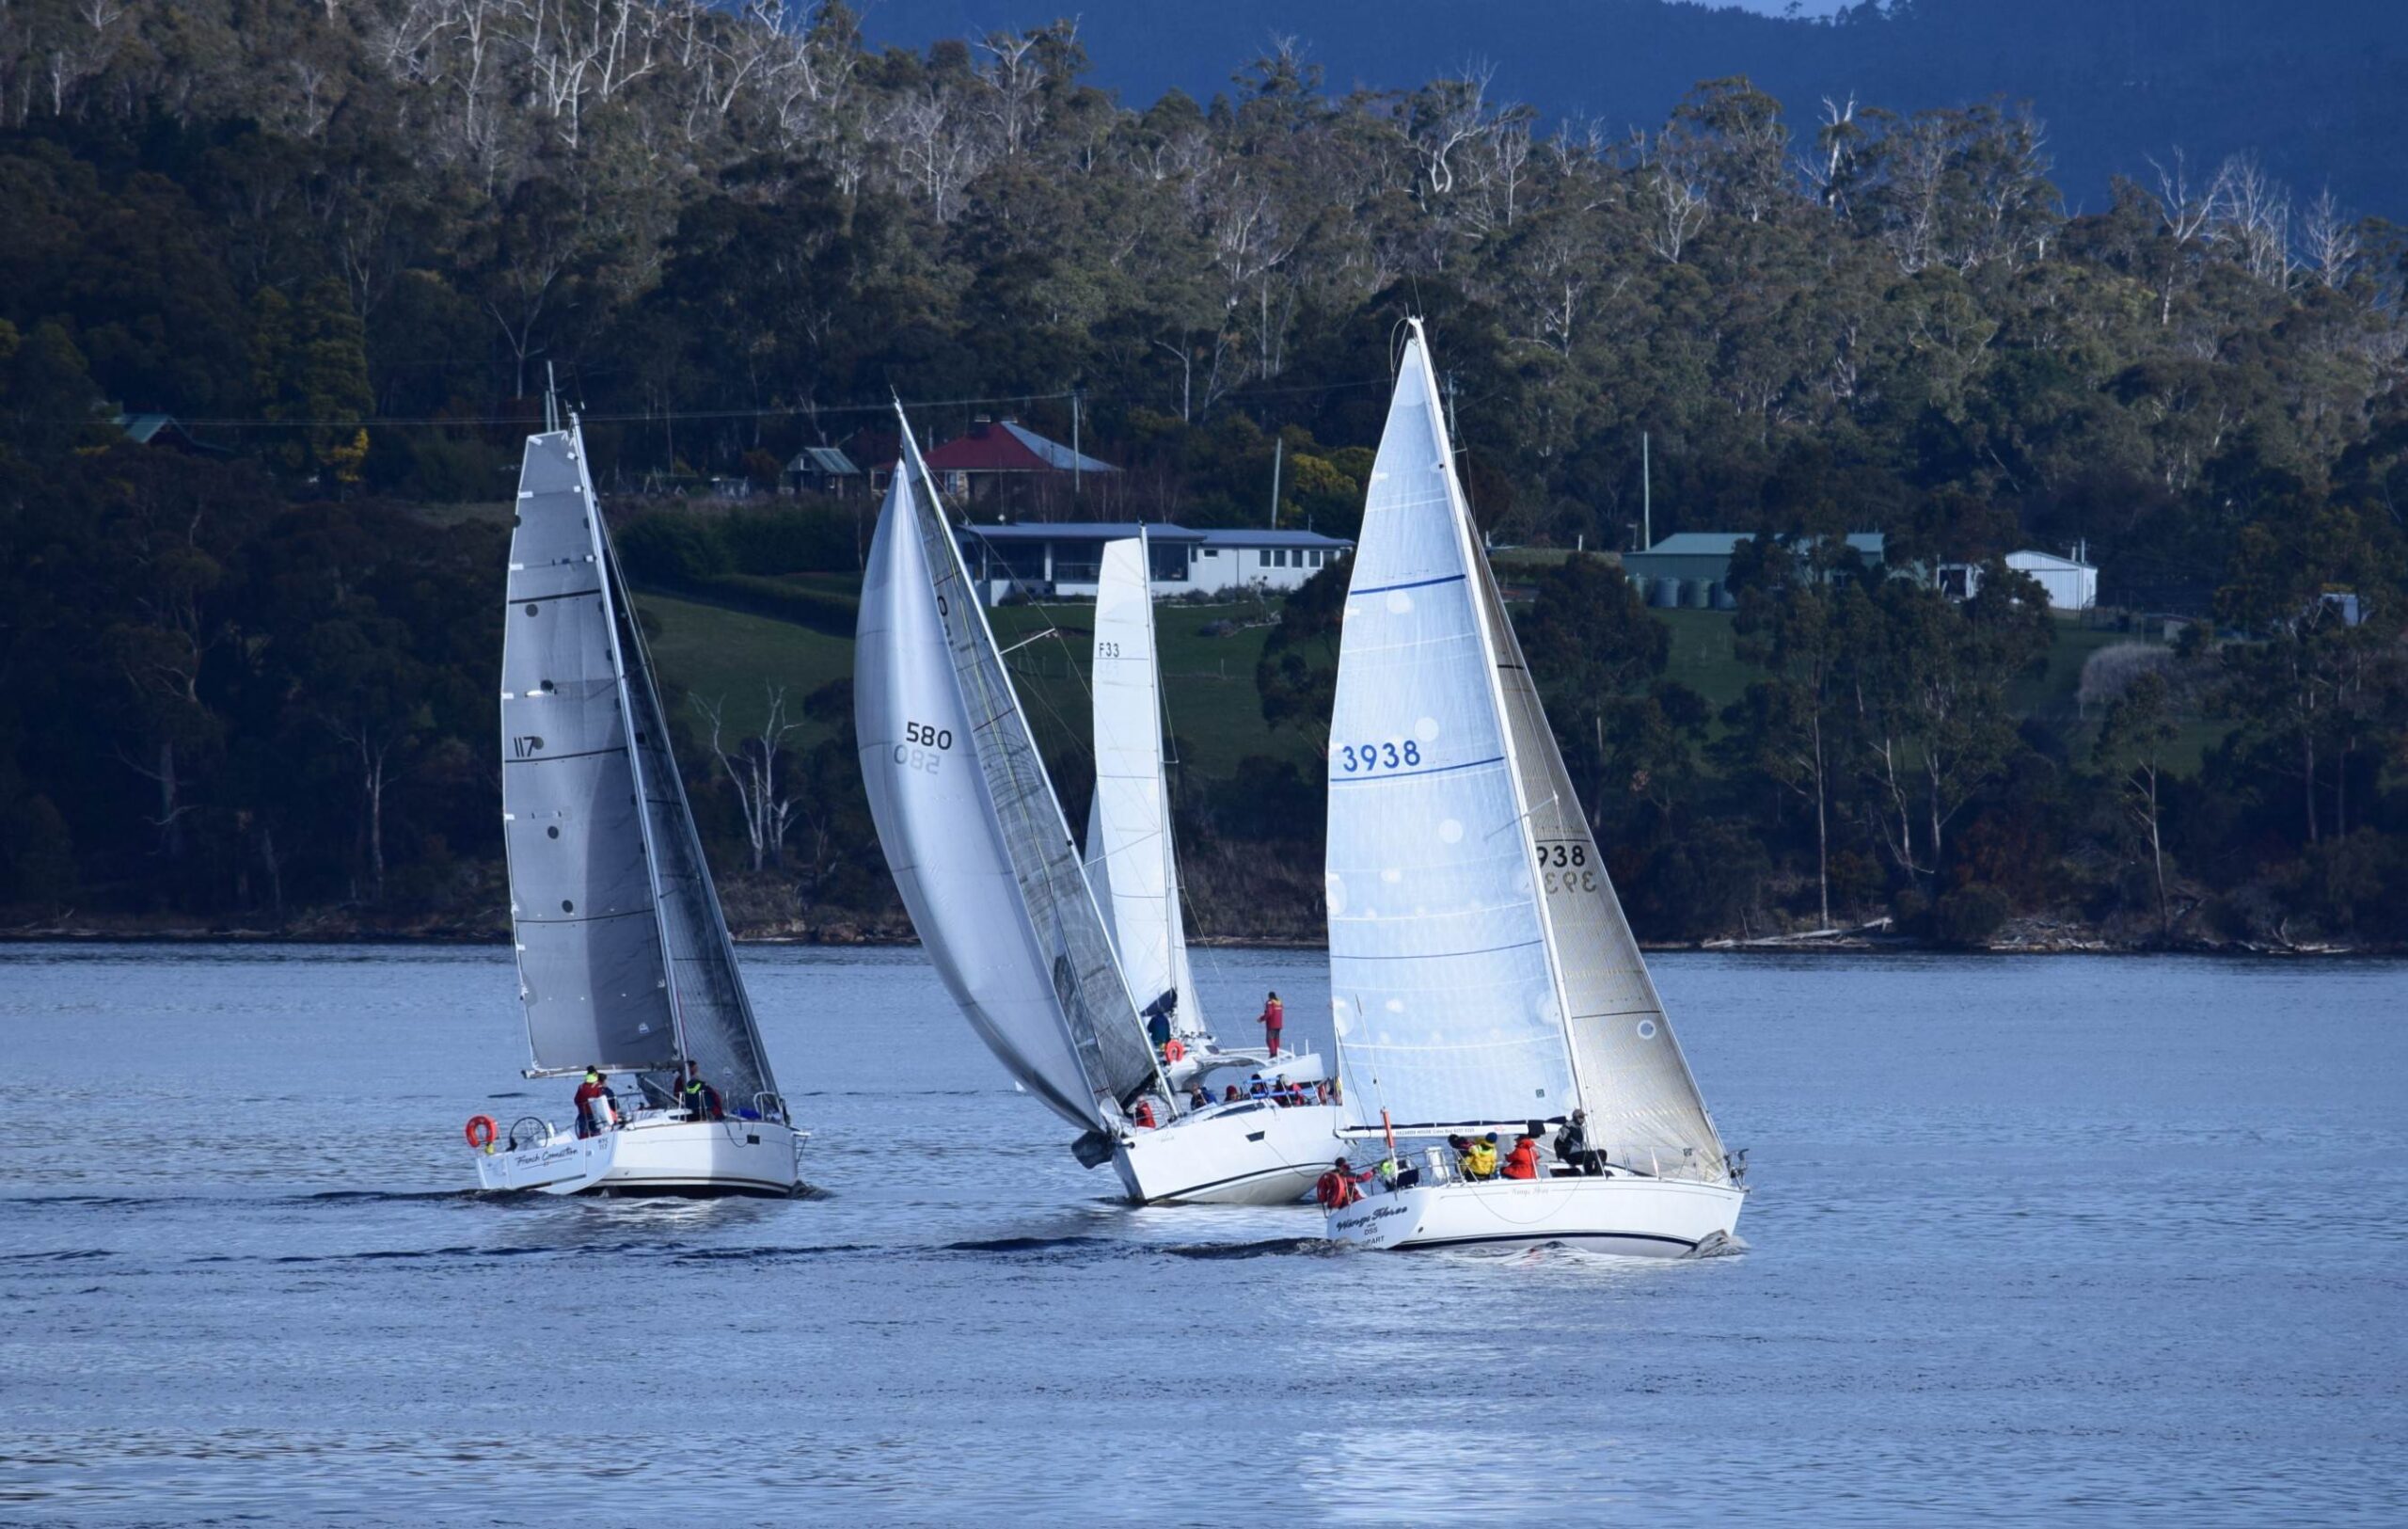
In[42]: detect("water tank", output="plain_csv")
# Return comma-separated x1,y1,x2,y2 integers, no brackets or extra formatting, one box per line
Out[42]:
1680,579,1710,609
1648,577,1681,608
1711,581,1738,611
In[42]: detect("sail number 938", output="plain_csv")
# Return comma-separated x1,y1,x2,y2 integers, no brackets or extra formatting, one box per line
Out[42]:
1337,740,1421,772
895,720,953,774
1535,838,1598,894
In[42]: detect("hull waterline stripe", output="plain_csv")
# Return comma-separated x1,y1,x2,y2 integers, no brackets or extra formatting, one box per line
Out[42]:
1385,1229,1699,1251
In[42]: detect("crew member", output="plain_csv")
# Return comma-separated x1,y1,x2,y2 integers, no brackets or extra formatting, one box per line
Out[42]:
1462,1132,1498,1180
1133,1095,1158,1129
1554,1108,1606,1176
1257,991,1284,1059
1147,1009,1174,1054
1502,1124,1543,1181
1315,1155,1373,1211
573,1066,613,1139
679,1061,722,1122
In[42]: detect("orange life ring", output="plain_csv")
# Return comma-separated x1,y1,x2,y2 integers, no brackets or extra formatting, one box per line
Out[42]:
465,1114,499,1150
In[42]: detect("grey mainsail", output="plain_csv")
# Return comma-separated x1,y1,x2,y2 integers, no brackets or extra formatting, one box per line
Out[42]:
499,425,777,1105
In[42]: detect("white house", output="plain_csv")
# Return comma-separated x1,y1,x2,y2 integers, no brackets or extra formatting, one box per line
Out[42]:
954,521,1352,604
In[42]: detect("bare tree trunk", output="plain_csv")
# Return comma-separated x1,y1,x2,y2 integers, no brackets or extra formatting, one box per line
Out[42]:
1811,712,1830,928
364,741,388,902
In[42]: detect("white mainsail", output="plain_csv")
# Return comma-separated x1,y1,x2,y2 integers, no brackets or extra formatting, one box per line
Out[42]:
1087,533,1204,1039
1325,325,1725,1179
856,416,1163,1133
499,426,778,1105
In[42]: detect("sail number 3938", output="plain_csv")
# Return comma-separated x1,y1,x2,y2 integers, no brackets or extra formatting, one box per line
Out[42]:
895,720,953,774
1535,838,1598,894
1338,740,1421,772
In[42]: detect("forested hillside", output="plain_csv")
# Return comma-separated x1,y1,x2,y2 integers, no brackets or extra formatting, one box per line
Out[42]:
2,1,2404,948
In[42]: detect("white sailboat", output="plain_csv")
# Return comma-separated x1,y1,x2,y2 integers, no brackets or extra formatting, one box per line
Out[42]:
1321,324,1744,1253
467,419,806,1197
856,411,1339,1205
1083,530,1324,1095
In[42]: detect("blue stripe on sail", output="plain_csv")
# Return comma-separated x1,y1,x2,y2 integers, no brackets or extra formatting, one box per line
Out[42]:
1351,573,1468,597
1328,754,1505,786
1332,937,1546,962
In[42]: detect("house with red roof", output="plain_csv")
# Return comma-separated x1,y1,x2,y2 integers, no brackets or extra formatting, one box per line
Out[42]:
877,417,1117,514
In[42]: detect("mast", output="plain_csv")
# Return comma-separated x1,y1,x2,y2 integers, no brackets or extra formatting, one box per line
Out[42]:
577,414,690,1070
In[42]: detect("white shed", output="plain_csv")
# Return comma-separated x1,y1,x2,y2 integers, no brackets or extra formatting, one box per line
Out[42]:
2004,549,2098,612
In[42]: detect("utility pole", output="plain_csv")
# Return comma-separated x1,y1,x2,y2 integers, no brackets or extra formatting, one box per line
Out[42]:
1641,430,1652,551
1269,437,1283,529
1071,382,1085,503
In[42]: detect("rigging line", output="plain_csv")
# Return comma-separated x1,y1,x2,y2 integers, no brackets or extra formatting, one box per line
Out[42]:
109,374,1400,432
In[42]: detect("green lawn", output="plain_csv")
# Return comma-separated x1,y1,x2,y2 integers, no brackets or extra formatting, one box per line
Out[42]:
635,592,857,730
635,587,1317,781
635,586,2223,788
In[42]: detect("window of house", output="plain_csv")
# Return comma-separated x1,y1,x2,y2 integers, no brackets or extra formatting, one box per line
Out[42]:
1307,549,1323,567
1259,549,1272,567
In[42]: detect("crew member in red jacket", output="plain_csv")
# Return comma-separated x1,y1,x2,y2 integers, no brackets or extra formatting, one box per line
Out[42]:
1315,1155,1373,1211
1258,991,1284,1059
572,1067,614,1139
1501,1124,1544,1181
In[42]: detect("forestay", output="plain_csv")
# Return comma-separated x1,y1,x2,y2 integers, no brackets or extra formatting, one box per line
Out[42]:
856,420,1160,1131
1324,333,1579,1131
498,430,680,1078
1088,534,1204,1038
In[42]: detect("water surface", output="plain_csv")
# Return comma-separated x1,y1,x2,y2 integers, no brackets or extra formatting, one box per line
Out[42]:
2,944,2400,1521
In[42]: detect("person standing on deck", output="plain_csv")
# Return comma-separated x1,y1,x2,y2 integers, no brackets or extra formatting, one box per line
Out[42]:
1257,992,1284,1059
573,1067,612,1139
679,1061,722,1122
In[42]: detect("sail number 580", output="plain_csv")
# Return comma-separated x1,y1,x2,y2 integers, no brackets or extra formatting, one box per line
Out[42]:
895,720,953,775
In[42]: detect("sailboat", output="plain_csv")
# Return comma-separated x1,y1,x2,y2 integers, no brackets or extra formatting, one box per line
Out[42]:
1083,529,1325,1095
856,410,1339,1204
467,418,805,1197
1321,323,1744,1253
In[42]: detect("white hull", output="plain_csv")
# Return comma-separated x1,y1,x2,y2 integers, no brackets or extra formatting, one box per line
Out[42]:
1110,1101,1341,1205
474,1114,803,1198
1180,1043,1326,1094
1326,1170,1742,1255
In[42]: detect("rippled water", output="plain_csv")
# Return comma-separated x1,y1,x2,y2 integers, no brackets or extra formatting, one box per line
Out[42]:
2,943,2402,1522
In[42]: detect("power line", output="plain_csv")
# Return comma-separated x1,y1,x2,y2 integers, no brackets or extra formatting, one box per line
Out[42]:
112,371,1396,433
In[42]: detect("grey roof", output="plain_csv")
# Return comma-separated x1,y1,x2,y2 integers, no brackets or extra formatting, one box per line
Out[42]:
115,412,177,444
958,521,1207,544
1639,532,1885,558
786,446,859,475
2004,549,2093,571
1196,529,1353,549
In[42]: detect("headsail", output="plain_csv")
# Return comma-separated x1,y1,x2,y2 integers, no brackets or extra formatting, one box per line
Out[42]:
1323,335,1578,1132
1088,533,1204,1038
1468,522,1725,1173
611,521,779,1107
856,416,1163,1131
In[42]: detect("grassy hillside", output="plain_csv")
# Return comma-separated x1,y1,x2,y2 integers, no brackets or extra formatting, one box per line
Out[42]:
637,588,2201,790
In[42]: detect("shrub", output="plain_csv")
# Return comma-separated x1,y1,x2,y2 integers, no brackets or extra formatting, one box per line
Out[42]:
1931,884,2010,948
